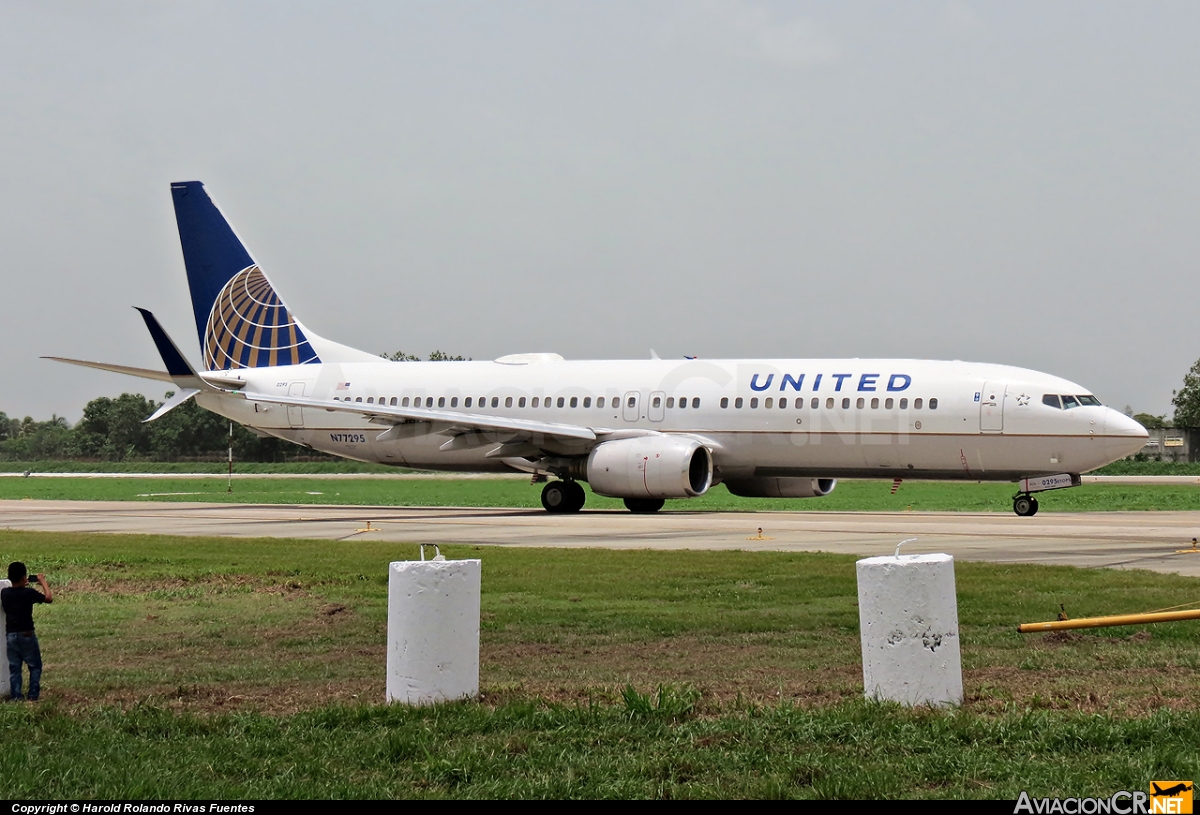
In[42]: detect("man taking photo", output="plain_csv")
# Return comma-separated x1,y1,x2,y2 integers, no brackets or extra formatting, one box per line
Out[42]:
2,562,53,702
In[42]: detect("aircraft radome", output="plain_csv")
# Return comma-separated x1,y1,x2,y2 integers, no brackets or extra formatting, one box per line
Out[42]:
49,182,1149,516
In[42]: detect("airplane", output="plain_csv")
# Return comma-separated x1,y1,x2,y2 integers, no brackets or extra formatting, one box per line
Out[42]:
48,181,1149,516
1152,783,1193,798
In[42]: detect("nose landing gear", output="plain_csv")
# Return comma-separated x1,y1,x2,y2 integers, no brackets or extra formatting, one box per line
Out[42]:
1012,493,1039,517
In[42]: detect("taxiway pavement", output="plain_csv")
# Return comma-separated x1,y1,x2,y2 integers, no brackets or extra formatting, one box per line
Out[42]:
3,500,1200,577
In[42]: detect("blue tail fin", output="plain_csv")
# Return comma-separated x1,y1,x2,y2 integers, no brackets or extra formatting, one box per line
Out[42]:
170,181,321,370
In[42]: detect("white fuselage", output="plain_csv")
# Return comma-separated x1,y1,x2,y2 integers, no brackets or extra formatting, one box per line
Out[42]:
196,356,1148,482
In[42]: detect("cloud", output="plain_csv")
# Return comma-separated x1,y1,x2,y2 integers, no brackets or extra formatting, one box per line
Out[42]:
668,1,841,68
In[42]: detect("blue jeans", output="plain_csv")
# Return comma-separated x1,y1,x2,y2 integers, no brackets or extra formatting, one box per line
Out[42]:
7,631,42,701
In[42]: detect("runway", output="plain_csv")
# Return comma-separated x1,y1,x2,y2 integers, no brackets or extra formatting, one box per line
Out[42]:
5,499,1200,576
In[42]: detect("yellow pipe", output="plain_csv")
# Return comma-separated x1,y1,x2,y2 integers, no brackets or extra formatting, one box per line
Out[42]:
1017,608,1200,633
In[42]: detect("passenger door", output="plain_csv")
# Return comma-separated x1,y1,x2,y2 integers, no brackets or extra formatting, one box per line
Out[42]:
287,382,305,428
980,381,1005,433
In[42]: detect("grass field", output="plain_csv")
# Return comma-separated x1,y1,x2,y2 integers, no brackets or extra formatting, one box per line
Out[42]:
3,475,1200,512
1,529,1199,798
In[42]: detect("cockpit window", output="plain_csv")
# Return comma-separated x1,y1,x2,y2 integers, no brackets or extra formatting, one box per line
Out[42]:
1042,394,1062,409
1077,395,1101,406
1061,395,1081,409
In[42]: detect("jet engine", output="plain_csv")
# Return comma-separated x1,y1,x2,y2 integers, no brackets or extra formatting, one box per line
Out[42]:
585,436,713,499
723,477,836,499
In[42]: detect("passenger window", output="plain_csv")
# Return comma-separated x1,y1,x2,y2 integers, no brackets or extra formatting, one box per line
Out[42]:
532,397,539,408
720,397,729,408
355,397,363,403
518,397,526,408
1062,395,1080,409
914,398,923,409
856,398,865,409
680,397,687,409
750,398,759,409
491,397,499,408
388,397,396,406
463,397,471,408
899,398,908,409
402,397,410,407
735,397,744,409
826,398,834,409
666,397,675,408
842,398,850,409
597,397,605,408
765,397,774,409
779,398,788,409
652,396,661,408
884,398,893,409
1042,394,1061,409
557,397,565,408
570,397,578,408
628,396,636,408
438,397,446,408
871,398,879,409
450,397,458,407
367,397,374,404
692,398,700,409
929,398,938,410
505,396,513,408
584,397,592,408
811,397,819,409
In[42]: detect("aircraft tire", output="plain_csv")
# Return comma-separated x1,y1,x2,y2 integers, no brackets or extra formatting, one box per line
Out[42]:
624,497,665,514
564,480,586,512
1013,495,1036,517
541,481,571,513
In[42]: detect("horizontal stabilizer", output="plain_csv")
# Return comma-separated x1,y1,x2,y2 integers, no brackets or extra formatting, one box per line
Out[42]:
144,388,200,423
42,357,176,383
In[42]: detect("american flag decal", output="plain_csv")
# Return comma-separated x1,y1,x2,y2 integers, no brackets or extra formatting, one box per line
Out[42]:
336,382,350,390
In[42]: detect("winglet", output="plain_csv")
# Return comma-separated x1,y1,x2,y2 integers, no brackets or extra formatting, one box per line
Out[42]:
135,308,197,379
133,308,210,423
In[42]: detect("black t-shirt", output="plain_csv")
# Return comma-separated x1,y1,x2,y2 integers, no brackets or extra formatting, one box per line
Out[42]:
1,586,49,633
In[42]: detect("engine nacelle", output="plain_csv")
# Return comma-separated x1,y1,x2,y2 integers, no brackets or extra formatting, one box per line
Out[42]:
723,477,837,499
586,436,713,499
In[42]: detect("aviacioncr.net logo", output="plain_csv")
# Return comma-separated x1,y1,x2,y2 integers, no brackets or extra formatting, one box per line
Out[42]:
1014,791,1148,814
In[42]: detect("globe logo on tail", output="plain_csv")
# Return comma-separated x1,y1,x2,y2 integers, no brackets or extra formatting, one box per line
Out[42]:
203,266,321,370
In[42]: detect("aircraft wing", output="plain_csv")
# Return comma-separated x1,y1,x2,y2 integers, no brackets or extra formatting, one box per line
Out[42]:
235,391,599,444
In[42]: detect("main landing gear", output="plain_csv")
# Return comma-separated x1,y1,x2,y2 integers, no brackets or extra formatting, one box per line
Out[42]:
1012,493,1040,517
541,480,586,514
623,498,665,514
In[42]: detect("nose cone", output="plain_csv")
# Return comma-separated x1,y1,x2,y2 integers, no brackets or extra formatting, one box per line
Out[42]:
1104,410,1150,459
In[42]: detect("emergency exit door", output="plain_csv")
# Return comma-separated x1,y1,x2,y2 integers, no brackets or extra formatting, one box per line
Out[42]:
623,391,640,422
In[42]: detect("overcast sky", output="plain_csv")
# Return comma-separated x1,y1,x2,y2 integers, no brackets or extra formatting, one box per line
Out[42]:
3,1,1198,422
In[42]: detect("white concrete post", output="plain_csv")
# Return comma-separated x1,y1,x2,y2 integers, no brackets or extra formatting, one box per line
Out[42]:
856,553,963,707
386,557,481,706
0,578,9,699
